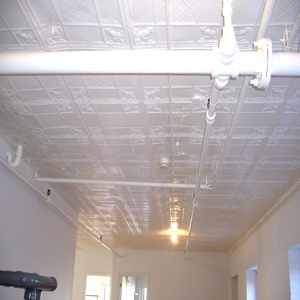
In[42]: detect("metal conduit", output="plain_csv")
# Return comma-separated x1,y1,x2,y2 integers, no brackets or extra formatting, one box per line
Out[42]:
184,0,278,257
285,9,300,51
0,156,121,258
213,0,278,188
35,177,198,189
184,83,220,257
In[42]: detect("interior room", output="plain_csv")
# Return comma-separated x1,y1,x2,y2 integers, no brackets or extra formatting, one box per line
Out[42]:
0,0,300,299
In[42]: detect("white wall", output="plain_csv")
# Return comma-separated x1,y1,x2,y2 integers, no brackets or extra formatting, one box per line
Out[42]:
230,191,300,300
0,138,78,300
111,249,230,300
72,250,113,300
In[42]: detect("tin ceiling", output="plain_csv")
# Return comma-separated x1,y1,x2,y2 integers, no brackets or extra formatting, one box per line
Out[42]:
0,0,300,253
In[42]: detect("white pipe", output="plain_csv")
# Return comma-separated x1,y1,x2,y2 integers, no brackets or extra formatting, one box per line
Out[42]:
35,177,204,189
213,76,251,186
184,0,238,257
256,0,277,40
0,50,214,75
0,50,299,77
213,0,278,187
0,156,121,257
272,52,300,76
184,81,220,256
6,145,23,168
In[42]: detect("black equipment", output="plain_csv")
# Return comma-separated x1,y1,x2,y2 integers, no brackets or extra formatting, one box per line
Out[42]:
0,270,57,300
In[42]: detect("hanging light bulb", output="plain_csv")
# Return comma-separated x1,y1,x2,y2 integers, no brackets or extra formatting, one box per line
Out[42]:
172,234,177,243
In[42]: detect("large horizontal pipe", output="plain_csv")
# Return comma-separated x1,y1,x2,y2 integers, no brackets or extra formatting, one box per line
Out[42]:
0,271,57,291
0,50,299,76
35,177,205,189
272,52,300,76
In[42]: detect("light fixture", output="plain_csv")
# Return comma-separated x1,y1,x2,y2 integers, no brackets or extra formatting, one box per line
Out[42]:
170,222,178,243
159,157,169,169
172,234,177,243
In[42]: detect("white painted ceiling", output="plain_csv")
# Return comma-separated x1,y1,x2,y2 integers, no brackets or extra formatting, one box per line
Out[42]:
0,0,300,253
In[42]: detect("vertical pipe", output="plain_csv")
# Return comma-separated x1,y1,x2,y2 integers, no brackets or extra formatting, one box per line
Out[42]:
184,81,219,256
285,9,300,51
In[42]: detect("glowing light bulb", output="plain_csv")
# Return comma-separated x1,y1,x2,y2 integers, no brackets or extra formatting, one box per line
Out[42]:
172,234,177,243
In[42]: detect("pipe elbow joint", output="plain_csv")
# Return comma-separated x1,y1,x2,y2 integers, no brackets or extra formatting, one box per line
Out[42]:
6,145,23,168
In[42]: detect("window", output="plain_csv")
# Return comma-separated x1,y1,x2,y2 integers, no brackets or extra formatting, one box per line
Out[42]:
246,266,258,300
85,274,111,300
119,275,148,300
288,244,300,300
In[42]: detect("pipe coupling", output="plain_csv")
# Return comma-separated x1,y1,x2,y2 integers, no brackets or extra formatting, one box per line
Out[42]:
206,110,216,124
250,38,273,89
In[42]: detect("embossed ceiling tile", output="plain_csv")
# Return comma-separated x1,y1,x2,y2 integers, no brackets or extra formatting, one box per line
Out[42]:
64,26,104,43
170,25,199,43
242,102,265,113
132,26,156,45
0,14,7,29
190,112,206,127
95,0,123,26
213,112,233,128
81,113,102,127
128,0,156,23
28,104,58,115
232,0,264,24
53,0,99,24
36,114,66,128
103,27,127,45
28,0,60,24
52,137,77,144
146,112,165,126
102,128,129,136
14,30,40,47
0,77,14,90
0,1,30,28
9,76,42,90
237,113,257,127
139,75,165,87
277,112,299,127
98,113,126,128
234,26,253,48
89,88,119,101
0,32,20,48
84,75,115,87
171,87,194,99
144,102,168,114
270,0,300,23
63,75,85,87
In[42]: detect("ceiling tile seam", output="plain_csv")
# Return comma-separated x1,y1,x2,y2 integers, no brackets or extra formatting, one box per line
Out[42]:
165,0,171,49
117,0,134,49
56,75,109,165
17,0,49,51
167,75,178,233
239,78,300,183
48,0,73,45
79,189,124,238
0,12,22,48
91,0,109,44
132,76,159,179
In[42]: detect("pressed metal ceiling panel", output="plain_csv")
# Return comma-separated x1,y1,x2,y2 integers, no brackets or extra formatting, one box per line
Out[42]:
0,0,300,252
